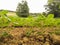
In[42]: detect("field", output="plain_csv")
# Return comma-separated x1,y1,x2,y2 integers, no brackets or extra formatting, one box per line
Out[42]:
7,12,17,16
0,12,60,45
0,27,60,45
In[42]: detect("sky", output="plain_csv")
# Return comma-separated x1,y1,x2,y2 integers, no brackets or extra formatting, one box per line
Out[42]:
0,0,48,13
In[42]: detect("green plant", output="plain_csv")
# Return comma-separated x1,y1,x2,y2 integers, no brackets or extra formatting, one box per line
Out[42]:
44,14,55,26
25,30,35,37
0,10,8,17
0,13,60,27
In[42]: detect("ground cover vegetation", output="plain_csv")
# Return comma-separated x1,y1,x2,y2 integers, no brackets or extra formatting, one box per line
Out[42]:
0,0,60,45
0,11,60,27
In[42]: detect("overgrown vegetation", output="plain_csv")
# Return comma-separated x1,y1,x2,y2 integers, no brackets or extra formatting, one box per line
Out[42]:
0,0,60,44
0,13,60,27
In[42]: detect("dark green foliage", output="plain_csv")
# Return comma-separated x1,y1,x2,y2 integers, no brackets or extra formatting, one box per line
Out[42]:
45,0,60,17
30,13,41,17
16,0,29,17
42,12,47,16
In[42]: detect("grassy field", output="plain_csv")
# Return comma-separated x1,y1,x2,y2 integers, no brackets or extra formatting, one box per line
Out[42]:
0,11,60,45
7,12,17,16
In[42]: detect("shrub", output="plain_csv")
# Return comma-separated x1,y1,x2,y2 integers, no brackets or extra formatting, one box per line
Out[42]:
16,0,29,17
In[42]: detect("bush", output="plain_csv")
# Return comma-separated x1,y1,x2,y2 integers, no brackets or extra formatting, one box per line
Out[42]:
16,0,29,17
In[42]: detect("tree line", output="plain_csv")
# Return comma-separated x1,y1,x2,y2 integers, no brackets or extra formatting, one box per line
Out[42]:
14,0,60,17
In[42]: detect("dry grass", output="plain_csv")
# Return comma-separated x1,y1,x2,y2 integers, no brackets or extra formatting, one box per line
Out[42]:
0,27,60,45
7,12,17,16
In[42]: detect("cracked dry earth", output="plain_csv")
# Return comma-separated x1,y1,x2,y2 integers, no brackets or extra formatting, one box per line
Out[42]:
0,27,60,45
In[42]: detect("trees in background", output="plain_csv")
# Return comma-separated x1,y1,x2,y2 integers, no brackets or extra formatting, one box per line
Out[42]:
45,0,60,17
16,0,29,17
